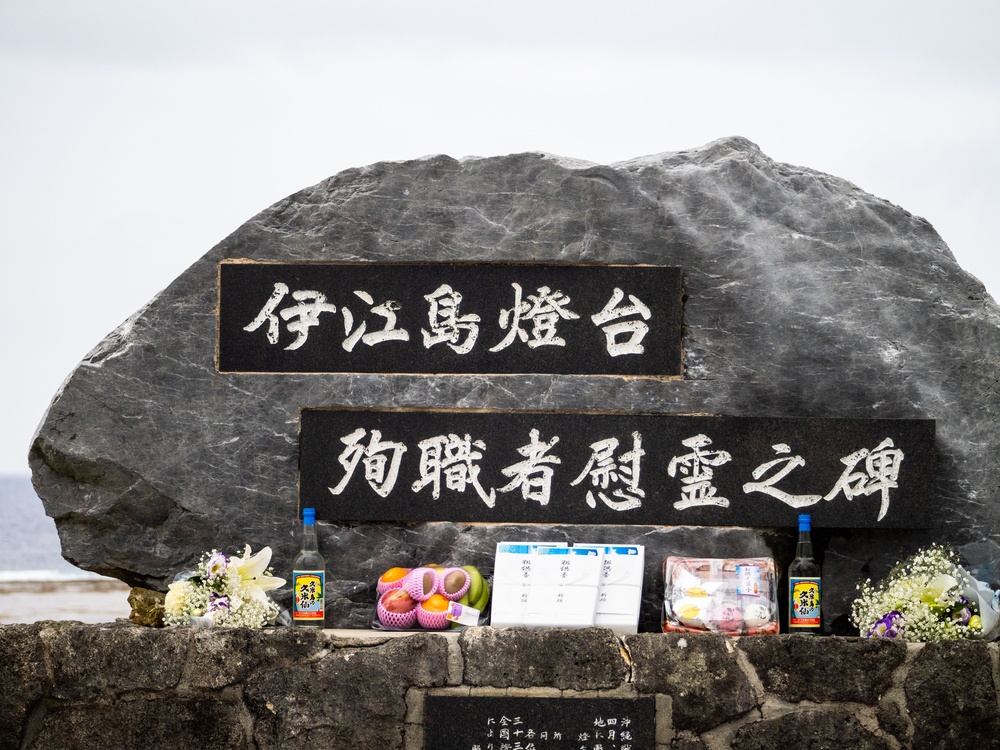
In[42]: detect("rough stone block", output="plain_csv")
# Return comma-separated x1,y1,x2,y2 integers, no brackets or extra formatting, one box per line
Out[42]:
730,707,891,750
737,635,904,704
672,733,708,750
244,633,450,749
23,696,251,750
42,622,188,700
905,640,1000,750
625,631,756,733
0,624,46,750
459,626,629,690
181,626,327,689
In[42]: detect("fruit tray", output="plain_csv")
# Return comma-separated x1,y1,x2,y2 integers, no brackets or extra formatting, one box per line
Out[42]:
372,564,492,631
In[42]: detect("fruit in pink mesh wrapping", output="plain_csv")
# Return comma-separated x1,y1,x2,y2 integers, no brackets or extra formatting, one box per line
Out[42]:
416,594,451,629
377,589,418,629
439,567,470,601
376,566,411,595
403,567,439,601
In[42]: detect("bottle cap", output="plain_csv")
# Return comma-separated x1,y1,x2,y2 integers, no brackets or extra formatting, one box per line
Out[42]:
303,507,316,525
798,513,811,531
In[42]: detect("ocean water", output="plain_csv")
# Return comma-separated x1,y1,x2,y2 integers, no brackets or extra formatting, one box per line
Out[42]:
0,474,100,581
0,475,133,624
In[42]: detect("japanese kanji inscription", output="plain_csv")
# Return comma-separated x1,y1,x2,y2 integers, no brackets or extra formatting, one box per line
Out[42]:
299,409,935,528
424,696,656,750
218,262,683,376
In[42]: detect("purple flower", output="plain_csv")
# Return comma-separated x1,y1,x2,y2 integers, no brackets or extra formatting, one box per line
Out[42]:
868,611,905,639
947,596,976,626
205,551,228,580
204,593,230,625
951,607,973,625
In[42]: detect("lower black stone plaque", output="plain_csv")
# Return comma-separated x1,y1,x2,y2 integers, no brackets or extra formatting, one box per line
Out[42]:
424,695,655,749
300,408,935,528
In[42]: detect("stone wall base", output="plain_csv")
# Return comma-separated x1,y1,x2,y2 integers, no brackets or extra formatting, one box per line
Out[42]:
3,622,999,749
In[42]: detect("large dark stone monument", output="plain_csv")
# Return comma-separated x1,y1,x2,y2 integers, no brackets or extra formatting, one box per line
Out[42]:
29,136,1000,633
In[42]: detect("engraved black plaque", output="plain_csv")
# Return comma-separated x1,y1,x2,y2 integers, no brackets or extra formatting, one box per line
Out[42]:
300,408,935,528
218,262,682,376
423,695,655,750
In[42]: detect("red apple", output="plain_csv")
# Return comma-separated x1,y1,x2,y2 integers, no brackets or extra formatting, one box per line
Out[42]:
381,588,417,613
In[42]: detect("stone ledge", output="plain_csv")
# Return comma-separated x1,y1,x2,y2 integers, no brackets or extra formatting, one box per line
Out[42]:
3,622,999,750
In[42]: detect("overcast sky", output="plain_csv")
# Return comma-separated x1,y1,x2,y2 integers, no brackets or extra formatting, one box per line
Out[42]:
2,2,998,476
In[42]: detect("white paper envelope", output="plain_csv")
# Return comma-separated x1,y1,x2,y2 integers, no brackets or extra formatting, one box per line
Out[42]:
524,584,600,627
595,583,643,616
489,583,532,628
531,546,604,587
493,542,565,583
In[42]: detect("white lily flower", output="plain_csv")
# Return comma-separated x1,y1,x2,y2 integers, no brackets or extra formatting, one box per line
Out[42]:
231,545,286,604
922,573,959,605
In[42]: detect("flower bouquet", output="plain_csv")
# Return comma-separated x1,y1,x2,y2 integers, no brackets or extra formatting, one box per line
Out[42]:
164,545,286,628
851,545,1000,641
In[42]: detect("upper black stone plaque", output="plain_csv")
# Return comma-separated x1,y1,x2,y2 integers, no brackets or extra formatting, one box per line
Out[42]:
218,262,683,376
300,409,936,529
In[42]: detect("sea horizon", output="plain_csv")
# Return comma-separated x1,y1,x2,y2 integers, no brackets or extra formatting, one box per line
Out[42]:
0,474,133,623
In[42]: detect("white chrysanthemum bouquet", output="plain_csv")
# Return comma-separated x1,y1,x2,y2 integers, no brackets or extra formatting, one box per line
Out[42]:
164,545,286,628
851,545,999,642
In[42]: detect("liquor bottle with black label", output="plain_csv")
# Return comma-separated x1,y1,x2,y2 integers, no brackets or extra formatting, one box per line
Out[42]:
292,507,325,627
788,513,821,634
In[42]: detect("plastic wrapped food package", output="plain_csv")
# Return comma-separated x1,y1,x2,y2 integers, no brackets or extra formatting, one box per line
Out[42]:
663,557,779,635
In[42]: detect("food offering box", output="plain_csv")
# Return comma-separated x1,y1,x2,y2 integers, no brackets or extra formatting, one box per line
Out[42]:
663,557,779,636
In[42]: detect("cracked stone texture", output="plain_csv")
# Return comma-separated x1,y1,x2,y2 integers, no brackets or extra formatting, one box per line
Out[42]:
243,633,450,748
737,635,905,704
0,624,46,749
459,626,628,689
905,640,1000,750
25,698,252,750
731,707,892,750
28,136,1000,631
2,621,450,750
626,631,757,733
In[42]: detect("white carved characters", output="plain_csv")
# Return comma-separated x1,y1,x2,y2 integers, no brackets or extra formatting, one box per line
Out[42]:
244,279,654,359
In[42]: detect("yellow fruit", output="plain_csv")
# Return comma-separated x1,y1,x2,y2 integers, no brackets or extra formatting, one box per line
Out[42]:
462,565,483,602
472,578,490,611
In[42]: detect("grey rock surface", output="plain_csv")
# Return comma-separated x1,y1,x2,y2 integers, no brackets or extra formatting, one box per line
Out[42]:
3,623,998,749
0,624,46,747
29,137,1000,631
737,634,905,704
459,626,628,689
731,708,892,750
905,640,1000,749
626,631,757,732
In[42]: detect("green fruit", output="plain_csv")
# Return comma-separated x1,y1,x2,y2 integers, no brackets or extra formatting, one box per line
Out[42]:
472,578,490,612
462,565,483,603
